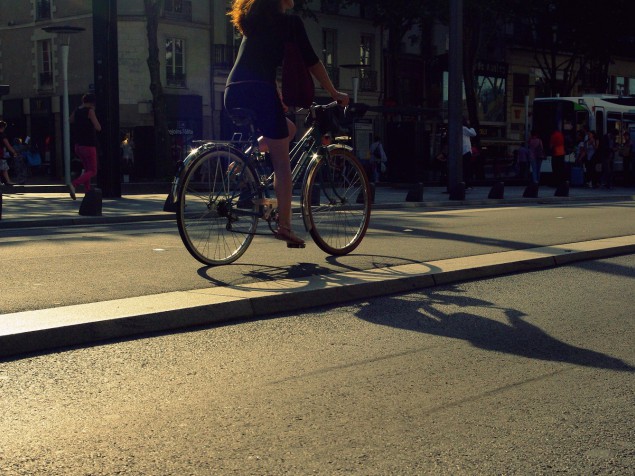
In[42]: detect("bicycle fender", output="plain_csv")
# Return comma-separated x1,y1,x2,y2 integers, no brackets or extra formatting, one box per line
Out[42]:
326,144,353,153
170,143,242,204
169,149,199,204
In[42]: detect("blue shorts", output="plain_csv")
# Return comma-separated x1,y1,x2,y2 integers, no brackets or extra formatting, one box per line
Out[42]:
224,81,288,140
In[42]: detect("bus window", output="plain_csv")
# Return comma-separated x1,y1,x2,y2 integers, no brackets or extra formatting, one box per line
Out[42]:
623,113,635,129
595,110,604,136
576,110,589,130
608,112,621,134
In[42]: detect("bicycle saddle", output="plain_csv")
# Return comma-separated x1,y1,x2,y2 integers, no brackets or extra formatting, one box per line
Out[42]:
228,108,258,128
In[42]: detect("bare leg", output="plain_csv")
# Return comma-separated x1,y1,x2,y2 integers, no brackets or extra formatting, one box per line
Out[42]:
262,118,303,245
2,170,14,185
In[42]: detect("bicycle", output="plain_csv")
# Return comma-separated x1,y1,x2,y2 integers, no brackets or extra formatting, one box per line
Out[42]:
169,101,372,266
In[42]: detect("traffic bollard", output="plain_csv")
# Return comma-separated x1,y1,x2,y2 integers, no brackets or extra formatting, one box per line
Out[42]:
523,183,539,198
79,187,103,216
488,181,505,199
405,183,424,202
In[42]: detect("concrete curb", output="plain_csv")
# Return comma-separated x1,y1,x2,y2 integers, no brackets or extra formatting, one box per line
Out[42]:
2,235,634,360
1,193,634,230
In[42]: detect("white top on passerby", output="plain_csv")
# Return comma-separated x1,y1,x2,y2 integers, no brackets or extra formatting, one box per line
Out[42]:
462,126,477,154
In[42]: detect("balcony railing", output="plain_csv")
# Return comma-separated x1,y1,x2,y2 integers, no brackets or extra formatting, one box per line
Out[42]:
162,0,192,22
166,72,187,88
213,44,239,69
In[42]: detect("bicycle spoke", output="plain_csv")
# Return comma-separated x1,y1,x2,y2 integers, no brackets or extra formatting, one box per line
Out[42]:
303,148,371,255
177,146,259,266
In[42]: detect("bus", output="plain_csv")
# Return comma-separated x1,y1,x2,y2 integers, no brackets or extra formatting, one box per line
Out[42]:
532,95,635,172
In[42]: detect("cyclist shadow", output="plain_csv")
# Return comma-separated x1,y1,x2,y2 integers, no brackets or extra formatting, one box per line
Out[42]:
355,287,635,372
197,254,420,289
198,261,337,290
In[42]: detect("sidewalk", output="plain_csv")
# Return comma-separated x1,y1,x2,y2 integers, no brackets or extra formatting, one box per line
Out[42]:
2,183,634,229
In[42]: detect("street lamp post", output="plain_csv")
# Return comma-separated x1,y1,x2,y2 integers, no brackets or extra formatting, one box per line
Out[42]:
41,26,85,186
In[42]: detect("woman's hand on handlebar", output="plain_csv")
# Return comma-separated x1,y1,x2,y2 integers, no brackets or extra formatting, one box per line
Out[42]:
333,91,349,107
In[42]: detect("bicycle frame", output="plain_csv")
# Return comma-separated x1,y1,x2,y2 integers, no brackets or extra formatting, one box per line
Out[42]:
169,103,353,212
173,102,371,265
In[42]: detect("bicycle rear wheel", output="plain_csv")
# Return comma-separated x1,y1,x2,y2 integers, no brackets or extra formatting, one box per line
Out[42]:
302,147,371,255
176,146,261,266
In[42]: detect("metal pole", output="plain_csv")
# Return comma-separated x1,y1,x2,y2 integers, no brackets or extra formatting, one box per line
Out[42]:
525,94,530,142
352,77,359,103
448,0,463,192
61,43,71,185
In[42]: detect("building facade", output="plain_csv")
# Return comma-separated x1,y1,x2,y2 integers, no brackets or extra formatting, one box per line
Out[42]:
0,0,381,182
2,1,632,184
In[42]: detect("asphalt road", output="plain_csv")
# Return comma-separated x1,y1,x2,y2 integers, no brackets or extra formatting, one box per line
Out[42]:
1,200,635,314
1,254,633,475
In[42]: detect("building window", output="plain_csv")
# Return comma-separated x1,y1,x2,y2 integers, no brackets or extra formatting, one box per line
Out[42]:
38,39,54,91
323,29,337,66
613,76,635,96
163,0,192,21
360,34,372,67
512,73,529,104
36,0,51,20
166,38,186,88
322,29,338,88
360,34,376,91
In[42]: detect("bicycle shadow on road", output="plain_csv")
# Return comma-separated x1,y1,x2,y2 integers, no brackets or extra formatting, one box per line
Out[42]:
354,287,635,372
197,254,422,290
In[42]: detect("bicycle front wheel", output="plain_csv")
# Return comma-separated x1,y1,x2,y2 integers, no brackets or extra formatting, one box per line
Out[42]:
302,147,371,255
176,146,260,266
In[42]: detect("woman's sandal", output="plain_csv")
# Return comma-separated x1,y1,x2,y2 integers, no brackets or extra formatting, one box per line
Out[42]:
274,226,306,248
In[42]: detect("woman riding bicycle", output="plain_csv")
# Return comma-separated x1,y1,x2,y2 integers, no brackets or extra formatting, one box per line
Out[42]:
225,0,349,247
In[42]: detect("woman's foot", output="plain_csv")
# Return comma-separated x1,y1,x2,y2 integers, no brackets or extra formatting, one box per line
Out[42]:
275,226,305,248
68,183,76,200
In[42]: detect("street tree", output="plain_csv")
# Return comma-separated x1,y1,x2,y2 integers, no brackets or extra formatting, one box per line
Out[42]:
519,0,631,97
144,0,170,178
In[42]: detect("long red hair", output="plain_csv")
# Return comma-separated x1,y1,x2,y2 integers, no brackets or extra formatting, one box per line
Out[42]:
228,0,280,35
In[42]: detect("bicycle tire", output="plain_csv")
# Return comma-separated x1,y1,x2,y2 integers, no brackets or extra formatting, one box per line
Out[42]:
176,145,261,266
302,147,371,255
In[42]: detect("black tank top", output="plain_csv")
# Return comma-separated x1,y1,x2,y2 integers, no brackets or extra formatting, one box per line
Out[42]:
74,107,97,147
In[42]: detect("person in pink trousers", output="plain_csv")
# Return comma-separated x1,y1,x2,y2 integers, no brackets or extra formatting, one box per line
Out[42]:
68,93,101,200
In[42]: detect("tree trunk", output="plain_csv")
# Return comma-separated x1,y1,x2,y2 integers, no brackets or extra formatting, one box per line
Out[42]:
144,0,170,179
463,15,481,145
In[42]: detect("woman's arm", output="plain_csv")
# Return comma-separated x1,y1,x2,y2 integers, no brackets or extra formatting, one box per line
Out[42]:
308,61,349,105
3,138,17,156
88,108,102,132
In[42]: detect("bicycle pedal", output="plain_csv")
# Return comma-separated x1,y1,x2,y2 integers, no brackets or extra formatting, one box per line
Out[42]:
287,242,306,249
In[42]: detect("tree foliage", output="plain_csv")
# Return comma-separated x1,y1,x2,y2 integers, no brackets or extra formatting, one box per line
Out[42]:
519,0,631,97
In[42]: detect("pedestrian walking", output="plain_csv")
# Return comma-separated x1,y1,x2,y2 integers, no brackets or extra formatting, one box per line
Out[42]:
68,93,101,200
600,130,618,189
369,134,387,183
550,128,566,186
516,143,530,182
619,130,632,186
585,130,598,187
527,130,545,184
462,118,477,189
0,120,17,186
